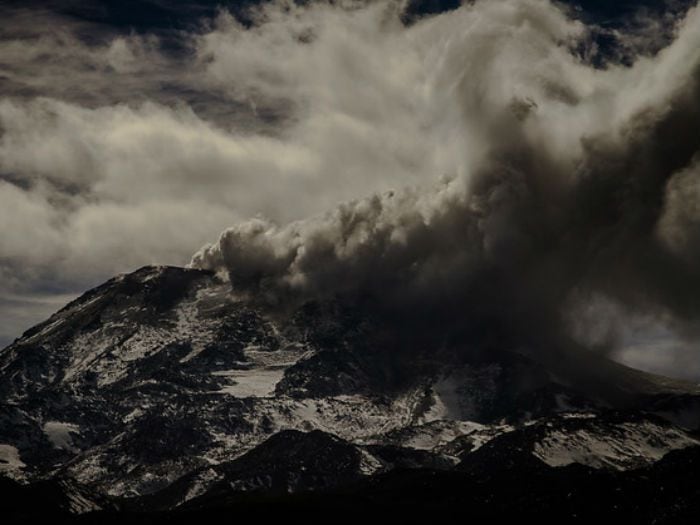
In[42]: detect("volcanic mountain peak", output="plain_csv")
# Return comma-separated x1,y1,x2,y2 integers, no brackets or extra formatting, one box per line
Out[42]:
1,265,699,520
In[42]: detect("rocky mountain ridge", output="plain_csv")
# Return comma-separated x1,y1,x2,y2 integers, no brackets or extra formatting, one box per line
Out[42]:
1,265,699,522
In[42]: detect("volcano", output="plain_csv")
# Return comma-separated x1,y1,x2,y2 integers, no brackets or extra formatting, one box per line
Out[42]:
1,265,699,523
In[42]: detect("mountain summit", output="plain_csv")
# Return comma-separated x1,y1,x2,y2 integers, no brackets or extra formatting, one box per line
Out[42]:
1,265,700,522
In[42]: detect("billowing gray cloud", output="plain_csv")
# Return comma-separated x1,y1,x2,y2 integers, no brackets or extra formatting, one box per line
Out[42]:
1,0,699,379
192,0,700,377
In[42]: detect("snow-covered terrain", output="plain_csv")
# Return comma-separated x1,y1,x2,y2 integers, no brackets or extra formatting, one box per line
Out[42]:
0,265,699,515
212,346,308,397
532,416,700,470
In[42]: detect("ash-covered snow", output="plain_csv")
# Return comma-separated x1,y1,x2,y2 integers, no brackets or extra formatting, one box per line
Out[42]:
533,418,700,470
43,421,80,451
367,419,514,455
215,368,287,397
59,481,103,514
212,345,309,398
182,468,223,504
0,444,25,474
420,365,501,422
358,448,386,475
62,280,234,387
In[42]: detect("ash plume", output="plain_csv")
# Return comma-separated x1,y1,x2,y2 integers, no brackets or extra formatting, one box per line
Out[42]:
192,1,700,365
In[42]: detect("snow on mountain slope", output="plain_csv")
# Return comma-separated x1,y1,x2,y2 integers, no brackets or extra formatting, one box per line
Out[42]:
532,414,700,470
458,411,700,476
1,265,699,510
365,419,514,454
57,391,425,496
43,421,80,452
212,345,309,397
0,443,25,478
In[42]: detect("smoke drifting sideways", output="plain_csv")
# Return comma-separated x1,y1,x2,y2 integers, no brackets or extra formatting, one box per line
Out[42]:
192,1,700,372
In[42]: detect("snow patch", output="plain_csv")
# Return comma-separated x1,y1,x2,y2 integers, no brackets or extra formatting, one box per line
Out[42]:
22,318,64,345
358,449,385,475
215,368,286,398
0,444,25,473
213,344,308,398
44,421,80,451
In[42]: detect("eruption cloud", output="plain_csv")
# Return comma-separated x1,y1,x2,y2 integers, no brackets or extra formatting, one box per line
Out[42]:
1,0,699,375
191,0,700,363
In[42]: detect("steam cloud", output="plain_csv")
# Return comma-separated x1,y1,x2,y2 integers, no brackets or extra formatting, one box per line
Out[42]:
1,0,700,377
